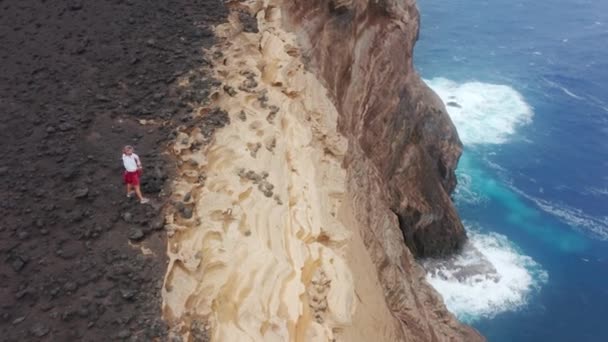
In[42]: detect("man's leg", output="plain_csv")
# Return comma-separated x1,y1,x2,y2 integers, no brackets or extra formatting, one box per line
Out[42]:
134,185,143,201
126,183,132,196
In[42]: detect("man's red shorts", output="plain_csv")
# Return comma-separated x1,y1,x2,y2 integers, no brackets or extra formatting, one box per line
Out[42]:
124,170,141,185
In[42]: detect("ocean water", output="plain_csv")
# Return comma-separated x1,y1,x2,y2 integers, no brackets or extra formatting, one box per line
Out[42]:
414,0,608,341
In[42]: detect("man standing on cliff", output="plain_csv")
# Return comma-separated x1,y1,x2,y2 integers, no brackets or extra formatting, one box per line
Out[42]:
122,145,149,204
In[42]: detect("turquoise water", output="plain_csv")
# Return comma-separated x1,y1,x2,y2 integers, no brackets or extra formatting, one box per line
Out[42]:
415,1,608,341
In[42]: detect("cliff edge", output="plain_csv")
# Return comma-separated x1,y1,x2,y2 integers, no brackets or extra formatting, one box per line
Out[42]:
162,0,484,341
284,0,466,259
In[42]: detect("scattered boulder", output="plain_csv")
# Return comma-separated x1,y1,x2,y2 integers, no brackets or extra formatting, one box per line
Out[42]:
117,330,131,339
181,206,193,219
74,187,89,199
9,256,26,272
149,217,165,231
122,212,133,223
30,323,50,337
120,289,136,301
128,228,145,241
200,108,230,139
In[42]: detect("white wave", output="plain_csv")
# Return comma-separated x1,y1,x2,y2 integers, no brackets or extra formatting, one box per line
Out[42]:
423,229,548,323
559,86,584,100
512,187,608,241
530,199,608,241
425,77,534,145
542,77,585,100
453,175,487,205
583,186,608,197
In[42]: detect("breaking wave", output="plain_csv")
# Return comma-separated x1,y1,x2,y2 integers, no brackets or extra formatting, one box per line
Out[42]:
424,78,548,322
424,77,533,145
422,228,548,323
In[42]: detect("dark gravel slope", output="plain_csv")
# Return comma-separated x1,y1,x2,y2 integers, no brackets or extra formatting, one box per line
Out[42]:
0,0,226,340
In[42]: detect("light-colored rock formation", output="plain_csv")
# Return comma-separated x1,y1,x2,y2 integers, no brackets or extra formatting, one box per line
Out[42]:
162,1,484,341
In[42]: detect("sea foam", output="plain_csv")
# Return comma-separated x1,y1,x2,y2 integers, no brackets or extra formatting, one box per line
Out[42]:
423,78,547,322
422,228,548,323
424,77,533,145
512,187,608,241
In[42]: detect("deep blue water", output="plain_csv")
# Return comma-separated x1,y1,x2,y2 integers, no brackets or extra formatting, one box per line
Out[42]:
414,1,608,341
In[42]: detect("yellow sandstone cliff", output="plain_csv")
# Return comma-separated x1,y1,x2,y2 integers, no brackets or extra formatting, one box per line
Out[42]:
162,1,484,341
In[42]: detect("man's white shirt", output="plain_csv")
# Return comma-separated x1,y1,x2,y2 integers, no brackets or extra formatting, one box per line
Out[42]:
122,153,140,172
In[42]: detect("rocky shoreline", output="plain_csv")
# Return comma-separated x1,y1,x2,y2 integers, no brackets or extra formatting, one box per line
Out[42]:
0,0,226,340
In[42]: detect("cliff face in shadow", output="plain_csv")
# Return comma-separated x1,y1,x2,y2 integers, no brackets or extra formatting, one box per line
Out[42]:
281,0,484,340
284,0,465,258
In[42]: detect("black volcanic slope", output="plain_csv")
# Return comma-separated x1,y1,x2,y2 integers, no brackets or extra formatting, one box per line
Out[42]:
0,0,226,340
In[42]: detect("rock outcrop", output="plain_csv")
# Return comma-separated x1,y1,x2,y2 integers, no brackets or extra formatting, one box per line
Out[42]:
280,1,483,340
284,0,466,258
162,0,483,341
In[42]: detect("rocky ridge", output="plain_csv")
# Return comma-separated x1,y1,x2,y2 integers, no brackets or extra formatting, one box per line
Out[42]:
160,0,483,341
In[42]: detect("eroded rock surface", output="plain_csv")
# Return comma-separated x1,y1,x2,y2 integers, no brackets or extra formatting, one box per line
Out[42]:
285,0,465,258
282,0,483,340
161,0,483,341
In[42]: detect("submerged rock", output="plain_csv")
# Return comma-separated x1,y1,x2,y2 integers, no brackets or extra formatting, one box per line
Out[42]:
447,101,462,108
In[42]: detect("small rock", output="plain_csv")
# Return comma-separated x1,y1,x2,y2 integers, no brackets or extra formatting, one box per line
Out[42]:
74,187,89,199
95,94,110,102
64,281,78,292
40,303,54,312
46,126,56,133
117,330,131,339
30,322,49,337
149,217,165,231
62,167,78,180
181,206,193,219
12,316,26,325
77,308,89,318
223,85,237,97
16,288,30,299
58,123,73,131
128,228,144,241
120,289,136,301
239,77,258,91
17,231,29,240
0,166,8,175
10,257,26,272
122,212,133,222
257,93,269,108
